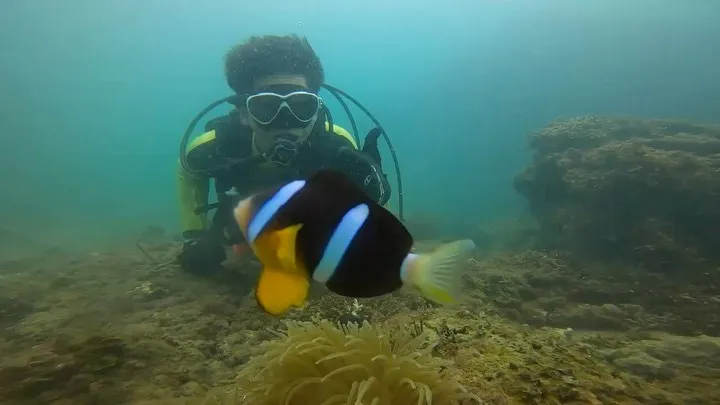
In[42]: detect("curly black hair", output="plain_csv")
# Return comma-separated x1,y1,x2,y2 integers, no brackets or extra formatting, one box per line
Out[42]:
224,34,325,95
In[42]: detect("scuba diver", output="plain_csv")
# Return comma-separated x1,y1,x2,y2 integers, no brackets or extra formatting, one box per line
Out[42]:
177,34,403,276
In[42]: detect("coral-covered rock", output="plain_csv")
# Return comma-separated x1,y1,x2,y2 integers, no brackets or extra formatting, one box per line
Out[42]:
515,116,720,272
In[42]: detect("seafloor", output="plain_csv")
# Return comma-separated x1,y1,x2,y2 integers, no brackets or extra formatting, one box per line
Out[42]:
2,115,720,404
1,241,719,405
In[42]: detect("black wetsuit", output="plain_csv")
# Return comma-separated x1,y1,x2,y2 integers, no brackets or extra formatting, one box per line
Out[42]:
178,110,390,245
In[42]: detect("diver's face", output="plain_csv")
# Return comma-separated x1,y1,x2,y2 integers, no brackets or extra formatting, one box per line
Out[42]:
243,74,320,157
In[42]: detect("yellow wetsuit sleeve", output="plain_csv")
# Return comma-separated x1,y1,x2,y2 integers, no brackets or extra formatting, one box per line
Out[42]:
177,130,218,233
177,161,209,233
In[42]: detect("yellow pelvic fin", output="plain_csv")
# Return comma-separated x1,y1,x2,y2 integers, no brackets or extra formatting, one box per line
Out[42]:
256,267,310,316
413,239,476,306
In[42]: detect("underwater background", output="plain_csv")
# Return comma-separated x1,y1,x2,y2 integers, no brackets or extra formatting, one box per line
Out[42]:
2,0,720,258
4,1,720,404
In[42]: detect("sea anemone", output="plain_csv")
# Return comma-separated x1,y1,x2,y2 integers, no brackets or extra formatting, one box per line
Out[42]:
226,319,479,405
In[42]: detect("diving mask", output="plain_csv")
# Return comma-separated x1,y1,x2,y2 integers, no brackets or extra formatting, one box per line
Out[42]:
246,91,321,125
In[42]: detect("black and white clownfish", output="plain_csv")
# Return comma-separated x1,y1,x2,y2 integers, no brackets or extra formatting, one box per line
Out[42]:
233,169,476,316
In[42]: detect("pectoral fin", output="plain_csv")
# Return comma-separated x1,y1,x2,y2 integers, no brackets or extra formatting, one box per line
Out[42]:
273,223,303,271
256,267,310,316
252,223,303,270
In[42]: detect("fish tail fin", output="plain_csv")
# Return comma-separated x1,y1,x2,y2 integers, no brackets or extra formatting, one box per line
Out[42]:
408,239,475,306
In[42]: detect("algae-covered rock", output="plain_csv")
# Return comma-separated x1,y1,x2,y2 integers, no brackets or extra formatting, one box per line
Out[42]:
466,250,720,336
515,115,720,272
0,335,128,404
547,303,635,331
604,333,720,369
601,333,720,398
0,295,34,328
610,352,677,381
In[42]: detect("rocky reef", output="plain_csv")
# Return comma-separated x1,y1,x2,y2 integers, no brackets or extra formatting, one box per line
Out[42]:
514,116,720,273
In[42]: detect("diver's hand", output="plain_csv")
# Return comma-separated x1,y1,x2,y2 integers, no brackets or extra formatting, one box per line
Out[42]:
335,146,391,205
178,230,227,276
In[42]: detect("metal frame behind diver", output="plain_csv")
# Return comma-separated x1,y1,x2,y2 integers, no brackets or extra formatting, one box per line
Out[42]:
178,84,405,220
